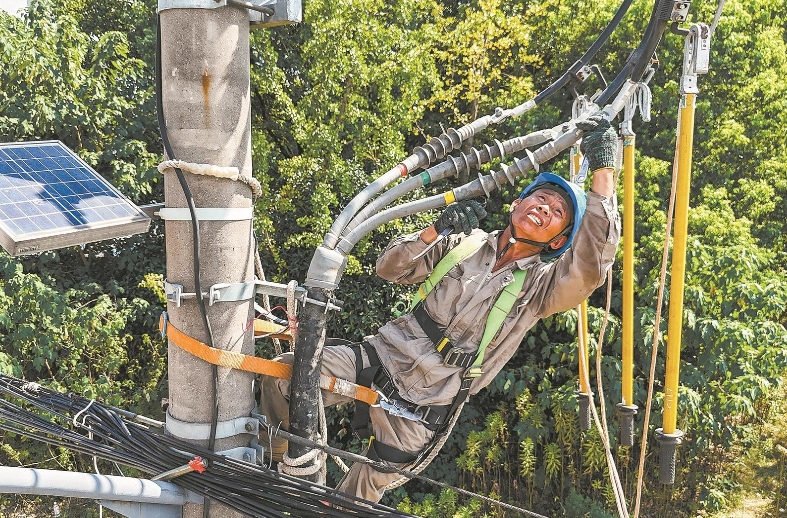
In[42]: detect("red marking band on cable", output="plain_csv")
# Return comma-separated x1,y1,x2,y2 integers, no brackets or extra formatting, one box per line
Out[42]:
397,163,408,177
189,456,207,473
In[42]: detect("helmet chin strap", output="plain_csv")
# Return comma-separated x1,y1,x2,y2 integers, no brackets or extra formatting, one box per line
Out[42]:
497,214,570,261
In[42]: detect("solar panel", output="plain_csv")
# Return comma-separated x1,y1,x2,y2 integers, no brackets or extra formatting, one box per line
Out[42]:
0,141,151,256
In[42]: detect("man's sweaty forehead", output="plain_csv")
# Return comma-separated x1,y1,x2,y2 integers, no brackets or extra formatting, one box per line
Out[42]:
532,186,572,217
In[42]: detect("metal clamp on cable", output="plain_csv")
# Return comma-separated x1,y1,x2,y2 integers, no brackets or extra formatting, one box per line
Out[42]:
255,280,343,311
155,207,253,221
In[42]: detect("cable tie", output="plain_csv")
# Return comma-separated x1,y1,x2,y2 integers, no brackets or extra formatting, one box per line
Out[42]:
72,399,96,428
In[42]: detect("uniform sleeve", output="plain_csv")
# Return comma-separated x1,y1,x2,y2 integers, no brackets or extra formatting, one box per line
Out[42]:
375,230,474,285
538,191,621,315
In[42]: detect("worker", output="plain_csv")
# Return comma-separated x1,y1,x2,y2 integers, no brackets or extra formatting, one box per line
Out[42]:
258,113,621,503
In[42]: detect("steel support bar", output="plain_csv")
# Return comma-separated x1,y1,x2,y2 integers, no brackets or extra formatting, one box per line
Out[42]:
0,466,203,505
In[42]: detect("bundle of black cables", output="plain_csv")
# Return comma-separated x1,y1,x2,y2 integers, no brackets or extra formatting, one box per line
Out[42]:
0,373,417,518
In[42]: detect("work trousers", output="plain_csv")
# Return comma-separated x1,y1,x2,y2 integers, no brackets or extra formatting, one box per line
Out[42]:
258,343,435,503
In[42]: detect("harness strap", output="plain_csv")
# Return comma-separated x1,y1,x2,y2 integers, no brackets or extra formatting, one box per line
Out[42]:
412,268,528,375
366,437,417,466
352,344,417,464
351,342,450,464
413,303,475,368
159,312,379,406
409,231,488,310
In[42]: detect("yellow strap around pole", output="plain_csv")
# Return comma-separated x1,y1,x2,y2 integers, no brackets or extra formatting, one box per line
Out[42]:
159,313,379,406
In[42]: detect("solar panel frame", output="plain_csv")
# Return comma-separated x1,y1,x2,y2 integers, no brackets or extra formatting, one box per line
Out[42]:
0,141,151,256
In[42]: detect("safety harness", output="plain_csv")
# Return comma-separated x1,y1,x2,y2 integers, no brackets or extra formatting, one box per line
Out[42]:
352,232,528,463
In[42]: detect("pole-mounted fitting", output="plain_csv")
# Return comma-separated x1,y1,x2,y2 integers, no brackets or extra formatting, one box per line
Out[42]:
576,391,592,431
680,23,711,95
157,0,301,28
304,246,348,290
655,427,684,484
616,403,638,447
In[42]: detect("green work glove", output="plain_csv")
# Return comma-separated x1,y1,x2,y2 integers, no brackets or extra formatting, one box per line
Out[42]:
434,199,487,236
577,113,618,171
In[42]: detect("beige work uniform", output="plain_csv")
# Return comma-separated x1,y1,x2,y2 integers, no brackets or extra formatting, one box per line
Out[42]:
259,190,620,503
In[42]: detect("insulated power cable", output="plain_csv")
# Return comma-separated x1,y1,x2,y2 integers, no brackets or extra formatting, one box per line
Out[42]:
0,375,417,517
532,0,634,106
596,0,674,107
339,126,562,240
0,374,555,518
322,0,635,249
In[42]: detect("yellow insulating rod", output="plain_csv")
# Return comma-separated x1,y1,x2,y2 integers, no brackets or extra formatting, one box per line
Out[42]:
571,138,592,431
572,147,591,396
622,133,636,408
618,128,639,447
657,22,710,485
662,92,695,435
578,299,590,394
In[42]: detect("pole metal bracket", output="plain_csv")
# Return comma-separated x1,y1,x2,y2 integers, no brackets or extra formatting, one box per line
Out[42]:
217,446,258,463
157,0,301,28
165,411,259,441
164,278,342,310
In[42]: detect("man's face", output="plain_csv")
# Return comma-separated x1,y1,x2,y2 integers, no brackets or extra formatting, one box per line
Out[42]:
510,187,573,249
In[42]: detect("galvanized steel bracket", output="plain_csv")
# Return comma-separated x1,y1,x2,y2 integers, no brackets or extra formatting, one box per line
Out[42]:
157,0,301,28
165,411,259,440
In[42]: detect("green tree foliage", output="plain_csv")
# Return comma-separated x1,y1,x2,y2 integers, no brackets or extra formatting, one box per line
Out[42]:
0,0,165,444
1,0,786,516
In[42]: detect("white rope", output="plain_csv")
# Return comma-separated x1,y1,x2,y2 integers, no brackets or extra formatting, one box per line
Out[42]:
279,446,323,476
158,159,262,199
279,392,331,481
286,280,299,344
576,271,630,518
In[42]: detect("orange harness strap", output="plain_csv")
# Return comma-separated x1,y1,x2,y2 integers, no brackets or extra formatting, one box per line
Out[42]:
159,313,379,406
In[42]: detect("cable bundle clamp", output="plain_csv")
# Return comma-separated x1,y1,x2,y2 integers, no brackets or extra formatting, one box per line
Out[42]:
163,278,340,310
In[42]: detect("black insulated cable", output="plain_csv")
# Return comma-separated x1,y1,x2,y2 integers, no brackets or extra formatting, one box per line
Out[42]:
534,0,635,104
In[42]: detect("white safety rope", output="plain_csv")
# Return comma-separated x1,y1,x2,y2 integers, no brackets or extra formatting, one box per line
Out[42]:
577,307,629,518
633,139,680,518
286,280,299,344
158,159,262,199
279,391,329,481
382,402,465,491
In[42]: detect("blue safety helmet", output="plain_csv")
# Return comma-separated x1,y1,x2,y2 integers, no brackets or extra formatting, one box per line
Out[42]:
518,172,587,260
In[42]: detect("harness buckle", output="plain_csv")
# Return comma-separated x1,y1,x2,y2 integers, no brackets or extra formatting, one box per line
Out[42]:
414,405,442,427
378,399,424,422
442,347,467,367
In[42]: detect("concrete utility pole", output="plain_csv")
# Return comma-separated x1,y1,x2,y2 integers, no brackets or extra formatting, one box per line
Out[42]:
160,7,254,517
158,2,300,516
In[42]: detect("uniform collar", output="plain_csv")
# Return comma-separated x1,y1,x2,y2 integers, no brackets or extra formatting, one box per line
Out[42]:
487,230,543,270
